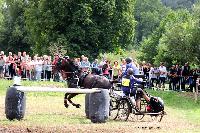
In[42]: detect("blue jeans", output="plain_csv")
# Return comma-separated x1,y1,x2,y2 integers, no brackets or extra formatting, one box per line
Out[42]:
35,71,42,81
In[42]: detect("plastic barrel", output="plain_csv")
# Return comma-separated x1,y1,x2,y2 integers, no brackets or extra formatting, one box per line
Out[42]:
5,86,26,120
89,89,110,123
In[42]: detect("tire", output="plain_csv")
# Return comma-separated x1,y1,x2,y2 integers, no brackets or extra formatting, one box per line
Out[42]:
89,89,110,123
5,86,26,120
117,99,131,121
109,96,119,120
85,93,90,119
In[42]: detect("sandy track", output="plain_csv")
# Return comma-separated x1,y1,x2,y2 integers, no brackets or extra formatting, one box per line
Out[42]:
1,95,200,133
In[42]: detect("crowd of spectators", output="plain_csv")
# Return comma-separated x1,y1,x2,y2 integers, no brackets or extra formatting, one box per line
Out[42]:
0,51,52,81
0,50,199,92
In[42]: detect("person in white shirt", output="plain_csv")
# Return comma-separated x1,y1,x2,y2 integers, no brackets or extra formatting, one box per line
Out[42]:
120,58,126,75
35,57,43,81
149,65,159,88
159,62,167,88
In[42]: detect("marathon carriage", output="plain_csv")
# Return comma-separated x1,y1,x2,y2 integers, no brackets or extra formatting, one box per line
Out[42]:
109,75,166,122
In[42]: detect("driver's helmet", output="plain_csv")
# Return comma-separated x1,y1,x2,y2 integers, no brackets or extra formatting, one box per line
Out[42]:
127,68,134,75
125,57,133,64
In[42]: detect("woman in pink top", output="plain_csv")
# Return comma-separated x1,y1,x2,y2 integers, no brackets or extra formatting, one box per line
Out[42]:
102,60,111,79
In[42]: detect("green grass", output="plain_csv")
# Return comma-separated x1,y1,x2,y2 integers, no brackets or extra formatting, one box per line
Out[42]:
0,79,66,97
147,89,200,124
0,79,200,132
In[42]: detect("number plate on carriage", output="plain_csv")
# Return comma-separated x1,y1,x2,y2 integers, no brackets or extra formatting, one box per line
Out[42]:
122,78,130,87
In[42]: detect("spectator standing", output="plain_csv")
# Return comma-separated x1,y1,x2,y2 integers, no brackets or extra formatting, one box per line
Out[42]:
168,65,178,91
120,58,126,75
149,65,159,88
102,60,111,79
35,57,43,81
91,59,100,75
0,54,5,78
26,57,33,80
80,57,90,72
44,56,52,81
112,61,121,80
181,62,190,91
175,64,182,91
158,62,167,88
7,55,16,78
143,63,150,80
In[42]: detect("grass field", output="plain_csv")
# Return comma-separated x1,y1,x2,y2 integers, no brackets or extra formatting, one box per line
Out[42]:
0,79,200,132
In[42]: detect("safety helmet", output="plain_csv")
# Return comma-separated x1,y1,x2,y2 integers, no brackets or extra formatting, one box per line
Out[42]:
125,57,133,64
127,68,134,75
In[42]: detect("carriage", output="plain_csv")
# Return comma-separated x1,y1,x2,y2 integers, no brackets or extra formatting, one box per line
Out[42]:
109,78,166,122
52,57,167,122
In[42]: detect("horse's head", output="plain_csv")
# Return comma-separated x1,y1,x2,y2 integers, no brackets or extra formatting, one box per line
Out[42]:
55,57,80,80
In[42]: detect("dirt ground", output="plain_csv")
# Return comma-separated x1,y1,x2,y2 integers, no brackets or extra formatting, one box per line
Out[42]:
1,95,200,133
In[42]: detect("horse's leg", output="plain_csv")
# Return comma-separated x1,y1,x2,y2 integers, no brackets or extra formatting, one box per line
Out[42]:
68,93,81,108
64,93,69,108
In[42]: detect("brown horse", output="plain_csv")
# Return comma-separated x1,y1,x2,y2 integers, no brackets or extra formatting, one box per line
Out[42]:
55,57,112,108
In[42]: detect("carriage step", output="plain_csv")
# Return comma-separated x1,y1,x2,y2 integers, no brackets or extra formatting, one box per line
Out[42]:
134,111,166,115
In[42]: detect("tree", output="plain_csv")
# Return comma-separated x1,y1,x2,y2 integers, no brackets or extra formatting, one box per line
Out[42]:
0,0,31,53
25,0,136,58
134,0,169,44
155,9,199,66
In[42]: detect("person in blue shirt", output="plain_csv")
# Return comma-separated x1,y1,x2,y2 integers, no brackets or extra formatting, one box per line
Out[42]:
121,68,150,110
123,57,139,76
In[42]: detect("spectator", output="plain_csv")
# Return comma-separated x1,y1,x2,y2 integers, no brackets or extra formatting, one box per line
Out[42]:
91,59,100,75
143,63,150,80
102,60,111,79
44,56,52,81
26,57,33,80
149,64,159,88
112,61,121,80
35,57,43,81
168,65,177,91
0,54,5,78
181,62,190,91
7,55,16,78
120,58,126,75
158,62,167,88
80,57,90,72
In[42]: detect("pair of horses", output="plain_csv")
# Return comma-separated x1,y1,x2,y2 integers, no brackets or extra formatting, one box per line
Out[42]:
54,57,112,108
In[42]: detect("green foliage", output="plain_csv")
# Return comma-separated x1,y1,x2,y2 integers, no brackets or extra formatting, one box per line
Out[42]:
0,0,31,53
98,49,137,64
25,0,136,58
139,6,200,66
134,0,169,44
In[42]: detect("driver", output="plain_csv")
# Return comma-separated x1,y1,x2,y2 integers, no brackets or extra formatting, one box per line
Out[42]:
121,68,150,110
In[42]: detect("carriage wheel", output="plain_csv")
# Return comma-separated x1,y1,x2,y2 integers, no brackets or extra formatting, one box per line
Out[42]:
117,99,131,121
109,97,119,120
